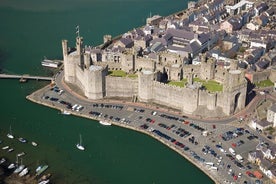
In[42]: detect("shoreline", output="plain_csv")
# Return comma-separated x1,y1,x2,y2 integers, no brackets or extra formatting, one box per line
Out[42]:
26,84,218,184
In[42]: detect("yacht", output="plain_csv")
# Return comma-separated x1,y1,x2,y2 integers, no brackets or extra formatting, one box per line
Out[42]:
7,126,14,139
61,109,71,115
38,179,50,184
8,163,15,169
76,134,85,151
18,137,27,143
0,158,6,164
36,165,48,176
19,167,28,177
32,141,38,147
14,165,25,174
2,146,9,150
7,148,14,152
99,120,112,126
17,152,26,157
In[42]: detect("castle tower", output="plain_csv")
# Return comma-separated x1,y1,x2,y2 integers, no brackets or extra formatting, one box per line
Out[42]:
84,53,91,69
103,35,112,43
187,73,193,85
62,39,76,83
76,36,84,69
85,65,106,99
62,40,68,58
222,69,247,115
200,55,215,80
138,70,155,102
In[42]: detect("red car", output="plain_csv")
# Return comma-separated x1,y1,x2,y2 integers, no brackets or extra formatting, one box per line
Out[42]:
232,143,237,148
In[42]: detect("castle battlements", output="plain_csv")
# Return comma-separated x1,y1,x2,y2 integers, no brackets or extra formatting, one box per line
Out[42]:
62,35,248,117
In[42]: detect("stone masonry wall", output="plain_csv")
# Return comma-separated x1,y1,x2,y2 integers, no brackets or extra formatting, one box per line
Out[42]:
105,76,138,97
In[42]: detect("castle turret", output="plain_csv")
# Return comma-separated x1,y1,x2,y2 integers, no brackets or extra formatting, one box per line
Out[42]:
63,39,76,83
85,65,106,99
200,56,215,80
222,69,247,114
62,40,68,58
84,53,91,69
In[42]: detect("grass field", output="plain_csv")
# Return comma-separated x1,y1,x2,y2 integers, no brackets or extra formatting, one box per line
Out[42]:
108,70,137,78
255,79,274,88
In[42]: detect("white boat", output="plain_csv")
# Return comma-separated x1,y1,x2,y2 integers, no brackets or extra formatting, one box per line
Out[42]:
61,109,71,115
18,137,27,143
41,58,60,68
7,125,14,139
0,158,6,164
99,120,111,126
32,141,38,147
76,134,85,151
8,148,14,152
36,165,49,176
14,164,25,174
2,146,9,150
8,163,15,169
19,167,28,177
17,152,26,157
38,179,50,184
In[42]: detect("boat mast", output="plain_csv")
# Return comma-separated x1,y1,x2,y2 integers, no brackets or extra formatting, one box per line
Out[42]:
79,134,82,146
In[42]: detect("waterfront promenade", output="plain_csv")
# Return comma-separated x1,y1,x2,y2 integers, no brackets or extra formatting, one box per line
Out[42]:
25,70,276,184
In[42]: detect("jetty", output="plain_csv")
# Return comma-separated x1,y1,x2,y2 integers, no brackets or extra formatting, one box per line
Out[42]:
0,74,53,82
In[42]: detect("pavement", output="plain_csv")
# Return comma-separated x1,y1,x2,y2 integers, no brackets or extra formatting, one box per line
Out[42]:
26,71,276,184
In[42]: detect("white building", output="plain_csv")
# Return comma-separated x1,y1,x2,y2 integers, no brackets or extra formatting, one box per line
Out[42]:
267,103,276,127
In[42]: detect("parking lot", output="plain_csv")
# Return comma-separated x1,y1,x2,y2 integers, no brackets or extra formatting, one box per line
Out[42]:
29,74,271,184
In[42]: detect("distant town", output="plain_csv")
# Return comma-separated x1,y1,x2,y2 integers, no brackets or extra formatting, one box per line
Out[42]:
27,0,276,183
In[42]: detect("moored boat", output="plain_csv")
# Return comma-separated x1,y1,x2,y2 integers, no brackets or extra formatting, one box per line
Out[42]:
14,164,25,174
2,146,9,150
41,57,61,68
17,152,25,157
61,109,71,115
76,134,85,151
0,158,6,164
8,163,15,169
8,148,14,152
7,125,14,139
99,120,112,126
36,165,49,176
38,179,50,184
18,137,27,143
32,141,38,147
19,167,28,177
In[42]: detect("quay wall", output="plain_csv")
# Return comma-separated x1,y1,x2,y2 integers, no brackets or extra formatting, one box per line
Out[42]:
26,84,218,184
105,76,138,97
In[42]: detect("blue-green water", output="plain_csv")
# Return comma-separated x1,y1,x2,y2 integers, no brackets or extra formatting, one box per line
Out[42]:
0,1,214,183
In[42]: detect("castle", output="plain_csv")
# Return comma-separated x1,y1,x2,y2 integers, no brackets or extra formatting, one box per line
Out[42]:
62,36,247,117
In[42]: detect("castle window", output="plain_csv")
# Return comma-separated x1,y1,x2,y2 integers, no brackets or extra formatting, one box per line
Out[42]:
223,72,225,75
191,69,193,72
165,58,166,62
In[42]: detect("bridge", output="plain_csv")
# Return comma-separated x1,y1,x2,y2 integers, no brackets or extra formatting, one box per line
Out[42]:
0,74,54,81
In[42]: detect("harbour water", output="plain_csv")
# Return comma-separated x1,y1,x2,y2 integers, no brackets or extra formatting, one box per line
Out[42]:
0,0,214,183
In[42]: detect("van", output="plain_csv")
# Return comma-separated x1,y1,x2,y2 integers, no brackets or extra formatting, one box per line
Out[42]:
236,154,243,162
205,162,214,166
210,166,218,171
229,147,236,156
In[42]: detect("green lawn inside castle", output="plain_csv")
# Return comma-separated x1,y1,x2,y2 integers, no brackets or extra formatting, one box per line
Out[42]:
168,78,223,92
108,70,138,78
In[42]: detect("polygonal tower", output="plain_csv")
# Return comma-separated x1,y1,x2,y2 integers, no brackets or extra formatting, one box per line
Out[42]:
138,70,155,102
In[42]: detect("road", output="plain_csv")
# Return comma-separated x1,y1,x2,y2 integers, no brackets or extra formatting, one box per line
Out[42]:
27,70,276,184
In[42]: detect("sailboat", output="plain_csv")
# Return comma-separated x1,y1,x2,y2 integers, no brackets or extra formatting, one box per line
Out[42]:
76,134,85,151
7,125,14,139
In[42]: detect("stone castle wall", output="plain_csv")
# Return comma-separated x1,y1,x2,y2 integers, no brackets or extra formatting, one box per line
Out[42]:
105,76,138,98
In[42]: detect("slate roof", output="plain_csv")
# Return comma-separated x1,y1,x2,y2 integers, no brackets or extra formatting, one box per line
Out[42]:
269,103,276,113
119,37,133,47
166,28,194,41
256,59,270,69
